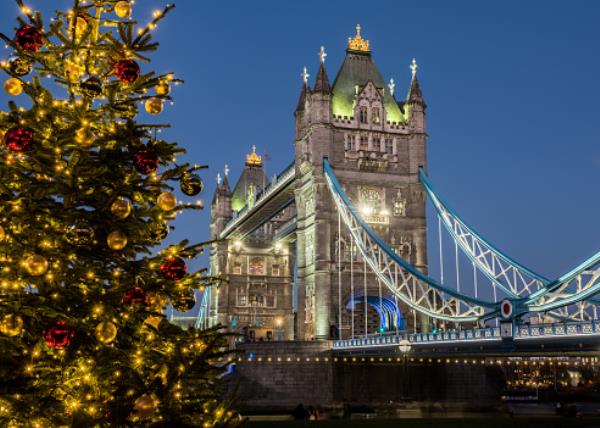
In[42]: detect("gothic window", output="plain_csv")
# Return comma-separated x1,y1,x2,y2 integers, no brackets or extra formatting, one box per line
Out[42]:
266,295,275,307
372,107,380,124
372,137,381,152
359,135,368,151
385,138,394,154
272,264,280,276
359,106,368,124
248,257,265,276
238,294,247,306
393,190,407,217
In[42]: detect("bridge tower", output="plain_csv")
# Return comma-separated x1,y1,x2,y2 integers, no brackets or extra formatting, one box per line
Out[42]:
294,26,429,340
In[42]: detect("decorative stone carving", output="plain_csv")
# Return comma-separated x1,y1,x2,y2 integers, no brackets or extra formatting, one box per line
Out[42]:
393,189,407,217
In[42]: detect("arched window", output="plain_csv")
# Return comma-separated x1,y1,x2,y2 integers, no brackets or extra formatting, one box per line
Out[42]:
359,107,368,124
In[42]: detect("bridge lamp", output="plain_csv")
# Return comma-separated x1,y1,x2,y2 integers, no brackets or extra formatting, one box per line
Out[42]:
275,317,283,327
398,339,411,354
359,204,373,216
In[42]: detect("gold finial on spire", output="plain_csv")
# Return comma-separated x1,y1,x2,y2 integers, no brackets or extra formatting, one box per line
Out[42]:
348,23,370,52
245,145,262,167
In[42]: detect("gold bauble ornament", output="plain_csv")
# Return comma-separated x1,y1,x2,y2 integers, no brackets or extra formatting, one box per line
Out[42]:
95,321,117,344
25,254,48,276
133,394,158,420
111,197,132,219
145,97,163,115
115,1,133,18
107,230,128,250
0,314,23,337
75,127,94,147
71,15,88,39
64,59,84,82
155,364,168,385
156,81,170,96
4,78,23,96
147,291,167,311
0,225,5,241
157,192,177,211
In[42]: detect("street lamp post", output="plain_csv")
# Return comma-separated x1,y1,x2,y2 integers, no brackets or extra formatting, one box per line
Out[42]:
398,339,412,400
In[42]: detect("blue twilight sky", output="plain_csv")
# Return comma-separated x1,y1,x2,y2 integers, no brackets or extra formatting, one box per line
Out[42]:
1,1,599,287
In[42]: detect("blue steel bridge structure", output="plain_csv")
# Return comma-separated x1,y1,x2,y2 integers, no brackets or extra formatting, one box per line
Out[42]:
178,158,600,356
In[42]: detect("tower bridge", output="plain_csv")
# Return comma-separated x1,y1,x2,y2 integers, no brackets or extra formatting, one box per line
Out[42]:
193,26,600,355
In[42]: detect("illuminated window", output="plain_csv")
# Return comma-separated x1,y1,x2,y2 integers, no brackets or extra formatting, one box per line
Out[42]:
372,107,380,124
238,294,247,306
272,264,280,276
232,262,242,275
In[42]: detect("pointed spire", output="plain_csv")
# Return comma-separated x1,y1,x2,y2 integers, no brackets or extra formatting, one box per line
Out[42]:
313,60,330,93
295,66,310,112
407,58,424,105
222,165,231,193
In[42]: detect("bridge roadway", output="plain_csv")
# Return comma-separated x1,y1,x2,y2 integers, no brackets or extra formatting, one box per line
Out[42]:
333,321,600,358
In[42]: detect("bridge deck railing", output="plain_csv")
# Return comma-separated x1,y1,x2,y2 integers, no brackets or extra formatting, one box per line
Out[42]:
333,321,600,350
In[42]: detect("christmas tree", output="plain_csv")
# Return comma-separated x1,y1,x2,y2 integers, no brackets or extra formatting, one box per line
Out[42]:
0,1,240,426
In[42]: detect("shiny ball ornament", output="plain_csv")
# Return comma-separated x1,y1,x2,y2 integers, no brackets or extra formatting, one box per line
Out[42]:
156,81,170,96
145,97,163,115
107,230,128,250
133,145,159,174
114,1,133,18
160,256,187,281
147,291,167,311
121,287,148,306
114,59,140,84
0,225,5,241
7,56,32,76
66,220,94,246
171,288,196,312
133,394,157,420
3,126,33,152
157,192,177,211
79,75,103,98
75,127,94,147
95,321,117,344
149,222,169,243
0,314,24,337
180,173,204,196
64,59,84,82
44,321,75,349
111,197,132,219
4,78,23,96
14,25,43,52
25,254,48,276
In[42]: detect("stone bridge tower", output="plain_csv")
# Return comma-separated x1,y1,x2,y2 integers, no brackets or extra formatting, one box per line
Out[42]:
294,26,428,340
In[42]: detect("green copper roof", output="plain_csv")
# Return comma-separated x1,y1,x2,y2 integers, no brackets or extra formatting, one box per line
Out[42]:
331,51,404,123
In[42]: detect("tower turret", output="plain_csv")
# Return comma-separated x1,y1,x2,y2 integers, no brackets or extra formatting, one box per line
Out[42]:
406,58,426,132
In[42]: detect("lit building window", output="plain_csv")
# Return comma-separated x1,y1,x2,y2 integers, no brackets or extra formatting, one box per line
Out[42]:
372,107,380,124
272,264,280,276
233,262,242,275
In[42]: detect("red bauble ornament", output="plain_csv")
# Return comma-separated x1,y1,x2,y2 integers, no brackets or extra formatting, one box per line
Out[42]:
15,25,43,52
160,256,187,280
121,287,149,306
134,145,159,174
114,59,140,84
3,127,33,151
44,320,75,349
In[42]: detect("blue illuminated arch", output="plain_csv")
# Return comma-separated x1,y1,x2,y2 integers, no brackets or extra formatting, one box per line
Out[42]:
346,294,405,332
